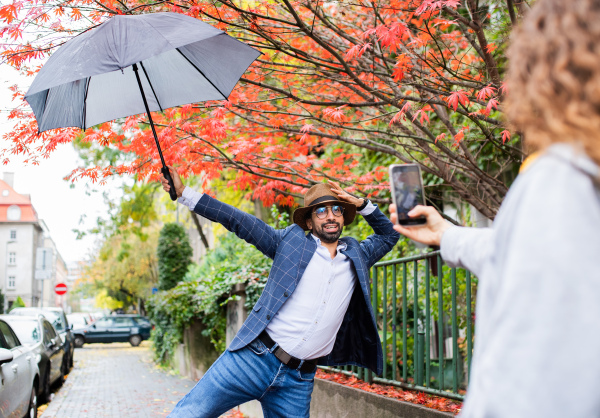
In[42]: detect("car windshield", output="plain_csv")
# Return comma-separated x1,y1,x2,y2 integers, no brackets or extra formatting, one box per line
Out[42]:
7,320,41,345
10,308,65,332
41,311,65,332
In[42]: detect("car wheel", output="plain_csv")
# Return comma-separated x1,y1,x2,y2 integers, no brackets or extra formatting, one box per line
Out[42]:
41,371,50,404
25,385,37,418
129,334,142,347
73,335,85,348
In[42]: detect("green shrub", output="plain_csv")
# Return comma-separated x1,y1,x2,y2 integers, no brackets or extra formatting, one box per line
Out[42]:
157,223,193,290
9,296,25,312
148,228,273,362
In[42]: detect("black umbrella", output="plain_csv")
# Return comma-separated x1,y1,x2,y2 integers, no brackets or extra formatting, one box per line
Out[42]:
25,12,260,200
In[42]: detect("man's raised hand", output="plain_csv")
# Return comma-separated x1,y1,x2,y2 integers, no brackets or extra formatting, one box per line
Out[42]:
389,204,451,246
329,181,364,207
160,166,185,198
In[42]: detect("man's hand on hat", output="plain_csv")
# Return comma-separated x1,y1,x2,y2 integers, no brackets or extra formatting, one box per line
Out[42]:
329,181,365,207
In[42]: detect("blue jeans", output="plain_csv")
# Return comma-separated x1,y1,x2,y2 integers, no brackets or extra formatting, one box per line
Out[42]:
168,338,316,418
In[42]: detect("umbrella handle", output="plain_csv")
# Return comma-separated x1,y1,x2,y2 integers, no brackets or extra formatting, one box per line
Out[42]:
161,167,178,201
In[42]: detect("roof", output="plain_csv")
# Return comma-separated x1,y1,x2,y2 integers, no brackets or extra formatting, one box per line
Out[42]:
0,179,39,223
0,314,44,323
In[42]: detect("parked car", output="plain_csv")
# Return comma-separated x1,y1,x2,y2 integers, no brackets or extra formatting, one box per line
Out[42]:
0,318,39,418
2,314,65,403
10,307,75,372
67,313,92,329
72,315,152,347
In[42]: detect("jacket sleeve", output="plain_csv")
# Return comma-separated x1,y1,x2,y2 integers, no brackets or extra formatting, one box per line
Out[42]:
192,194,290,259
359,205,401,267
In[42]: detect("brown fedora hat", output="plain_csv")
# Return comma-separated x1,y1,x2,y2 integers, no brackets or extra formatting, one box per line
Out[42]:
293,183,356,231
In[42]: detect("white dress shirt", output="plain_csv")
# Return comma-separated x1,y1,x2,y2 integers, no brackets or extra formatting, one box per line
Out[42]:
178,187,377,360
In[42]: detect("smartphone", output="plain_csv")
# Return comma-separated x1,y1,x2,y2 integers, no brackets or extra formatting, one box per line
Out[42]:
389,164,427,226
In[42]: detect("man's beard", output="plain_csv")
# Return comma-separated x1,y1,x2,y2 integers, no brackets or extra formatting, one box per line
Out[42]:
313,221,343,244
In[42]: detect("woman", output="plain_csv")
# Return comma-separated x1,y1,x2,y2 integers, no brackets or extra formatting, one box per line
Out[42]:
390,1,600,416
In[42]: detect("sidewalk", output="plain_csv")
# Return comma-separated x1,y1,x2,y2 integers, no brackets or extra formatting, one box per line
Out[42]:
41,342,195,417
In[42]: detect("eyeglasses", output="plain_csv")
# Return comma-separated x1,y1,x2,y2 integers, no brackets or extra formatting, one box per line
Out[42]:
313,205,344,219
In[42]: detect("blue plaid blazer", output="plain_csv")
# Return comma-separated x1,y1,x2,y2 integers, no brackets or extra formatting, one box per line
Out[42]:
193,194,400,375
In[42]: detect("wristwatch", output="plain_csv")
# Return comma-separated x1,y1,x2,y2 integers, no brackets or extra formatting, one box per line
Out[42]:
357,199,370,211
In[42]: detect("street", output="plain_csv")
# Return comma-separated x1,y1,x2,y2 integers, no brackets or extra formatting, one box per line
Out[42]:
38,342,243,418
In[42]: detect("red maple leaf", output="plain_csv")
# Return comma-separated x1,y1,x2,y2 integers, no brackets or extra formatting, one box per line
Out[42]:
447,90,469,111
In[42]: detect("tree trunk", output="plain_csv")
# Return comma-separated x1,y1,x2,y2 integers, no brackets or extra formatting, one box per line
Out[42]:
190,211,210,250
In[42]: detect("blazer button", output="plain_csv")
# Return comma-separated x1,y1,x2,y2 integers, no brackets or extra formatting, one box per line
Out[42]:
267,315,271,320
284,292,289,297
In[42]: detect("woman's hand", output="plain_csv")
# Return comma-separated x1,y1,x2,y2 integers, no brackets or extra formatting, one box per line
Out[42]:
389,204,452,246
160,166,185,198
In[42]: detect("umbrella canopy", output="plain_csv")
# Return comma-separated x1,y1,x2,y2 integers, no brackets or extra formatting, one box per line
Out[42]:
24,12,260,200
25,13,260,132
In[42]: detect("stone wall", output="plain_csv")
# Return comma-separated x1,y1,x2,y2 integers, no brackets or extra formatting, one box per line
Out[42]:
226,283,247,347
237,379,454,418
172,318,220,381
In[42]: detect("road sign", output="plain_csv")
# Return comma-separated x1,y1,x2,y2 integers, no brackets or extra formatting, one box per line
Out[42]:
35,247,53,280
55,283,68,295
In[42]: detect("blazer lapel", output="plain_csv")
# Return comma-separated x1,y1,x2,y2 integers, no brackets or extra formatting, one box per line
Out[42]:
293,233,317,286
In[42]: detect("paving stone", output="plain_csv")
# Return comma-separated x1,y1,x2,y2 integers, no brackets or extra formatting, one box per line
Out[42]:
41,342,194,418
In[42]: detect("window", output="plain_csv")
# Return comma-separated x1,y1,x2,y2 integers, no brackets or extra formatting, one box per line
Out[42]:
113,317,136,327
94,318,113,328
7,276,15,289
0,321,20,349
8,252,15,265
43,321,57,345
6,205,21,221
9,319,41,345
134,317,151,326
9,230,16,240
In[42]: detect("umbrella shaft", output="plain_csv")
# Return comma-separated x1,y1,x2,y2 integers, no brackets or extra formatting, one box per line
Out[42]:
132,63,167,169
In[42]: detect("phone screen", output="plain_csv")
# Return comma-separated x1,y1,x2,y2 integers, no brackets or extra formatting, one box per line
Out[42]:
389,164,426,225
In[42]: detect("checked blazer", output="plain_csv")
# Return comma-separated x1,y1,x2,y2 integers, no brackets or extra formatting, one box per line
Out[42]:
193,194,400,375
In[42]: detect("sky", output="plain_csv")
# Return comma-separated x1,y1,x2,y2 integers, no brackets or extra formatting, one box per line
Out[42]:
0,65,124,265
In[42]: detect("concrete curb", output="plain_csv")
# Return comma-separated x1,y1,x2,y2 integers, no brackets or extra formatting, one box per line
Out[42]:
40,366,79,417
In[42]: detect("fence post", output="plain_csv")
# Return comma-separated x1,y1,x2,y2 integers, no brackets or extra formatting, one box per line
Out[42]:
367,266,377,384
437,255,444,390
416,331,425,386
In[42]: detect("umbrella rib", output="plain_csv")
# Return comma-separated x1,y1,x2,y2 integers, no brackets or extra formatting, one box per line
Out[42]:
176,48,228,100
38,90,50,134
82,77,91,131
140,61,164,112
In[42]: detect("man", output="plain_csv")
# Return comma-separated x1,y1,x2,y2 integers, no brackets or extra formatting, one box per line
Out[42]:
161,168,399,418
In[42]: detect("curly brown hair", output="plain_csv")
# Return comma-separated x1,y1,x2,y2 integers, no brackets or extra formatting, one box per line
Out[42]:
505,0,600,167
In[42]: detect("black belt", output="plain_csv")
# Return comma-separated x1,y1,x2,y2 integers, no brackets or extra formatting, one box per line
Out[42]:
258,331,318,373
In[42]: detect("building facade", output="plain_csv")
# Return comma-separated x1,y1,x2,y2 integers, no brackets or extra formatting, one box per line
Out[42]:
0,173,66,311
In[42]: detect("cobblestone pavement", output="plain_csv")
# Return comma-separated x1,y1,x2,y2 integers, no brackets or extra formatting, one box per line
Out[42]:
40,342,195,418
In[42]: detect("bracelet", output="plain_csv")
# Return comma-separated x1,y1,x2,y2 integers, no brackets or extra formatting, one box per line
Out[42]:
357,199,369,211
